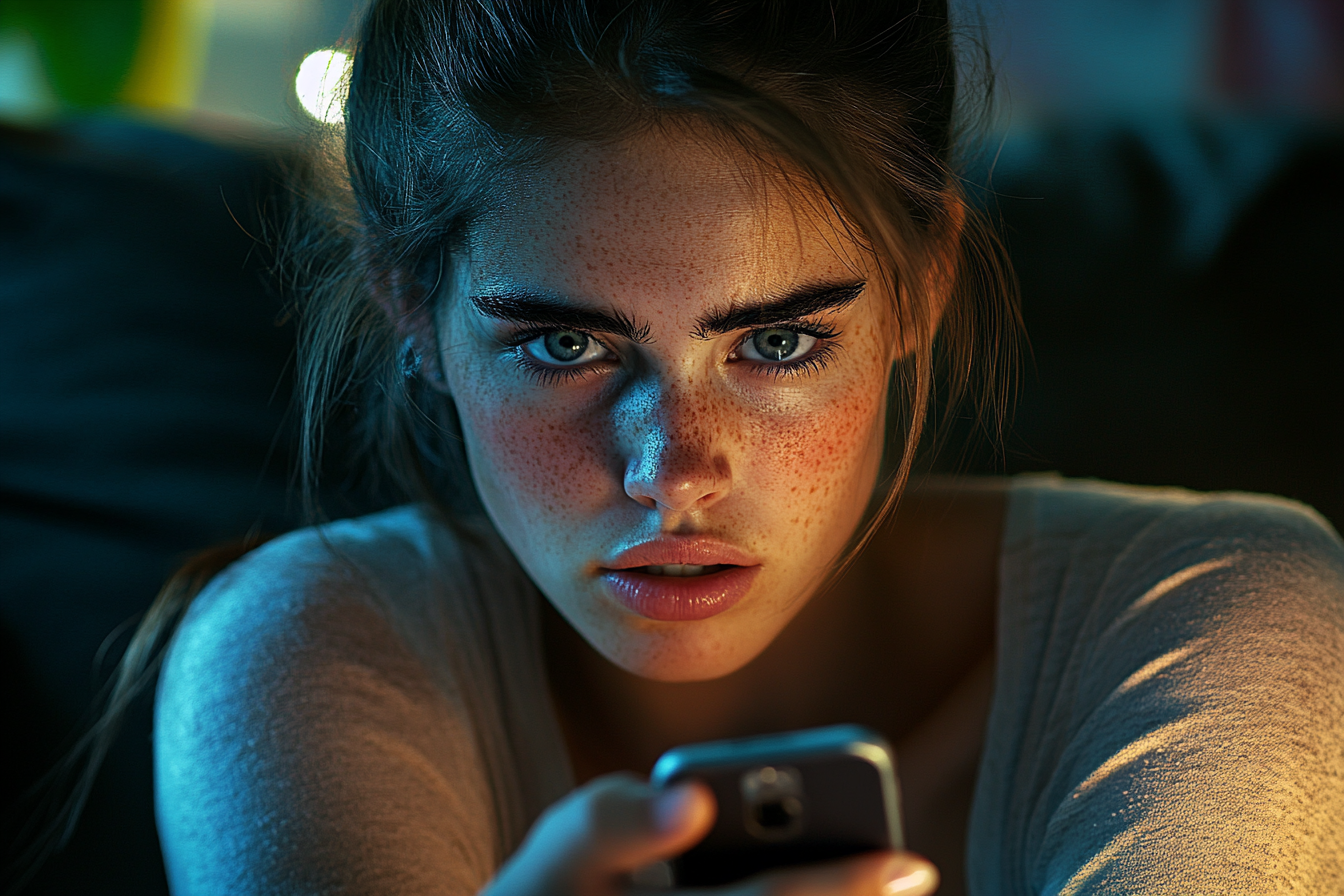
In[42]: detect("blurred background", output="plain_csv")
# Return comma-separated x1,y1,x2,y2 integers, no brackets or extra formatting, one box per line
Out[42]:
0,1,1340,893
0,0,358,129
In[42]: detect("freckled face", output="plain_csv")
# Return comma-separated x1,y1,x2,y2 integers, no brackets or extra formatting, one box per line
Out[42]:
437,131,896,681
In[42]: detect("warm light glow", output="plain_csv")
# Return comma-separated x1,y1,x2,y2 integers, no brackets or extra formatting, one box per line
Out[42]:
295,48,350,124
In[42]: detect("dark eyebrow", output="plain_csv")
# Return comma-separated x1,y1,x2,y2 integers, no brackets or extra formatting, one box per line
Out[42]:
692,281,867,338
470,290,652,343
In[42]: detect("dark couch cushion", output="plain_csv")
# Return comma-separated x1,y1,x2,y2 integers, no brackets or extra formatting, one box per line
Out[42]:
953,116,1344,530
0,118,301,895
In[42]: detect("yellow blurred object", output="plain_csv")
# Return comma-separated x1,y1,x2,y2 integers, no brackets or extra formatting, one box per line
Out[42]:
117,0,214,113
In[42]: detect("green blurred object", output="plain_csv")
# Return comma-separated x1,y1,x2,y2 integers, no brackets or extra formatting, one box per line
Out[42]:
0,0,143,108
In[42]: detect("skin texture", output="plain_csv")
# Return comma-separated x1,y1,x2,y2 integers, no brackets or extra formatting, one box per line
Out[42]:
432,127,900,681
391,126,1002,895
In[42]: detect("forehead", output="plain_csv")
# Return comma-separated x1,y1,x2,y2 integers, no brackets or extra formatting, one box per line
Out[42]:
466,128,872,307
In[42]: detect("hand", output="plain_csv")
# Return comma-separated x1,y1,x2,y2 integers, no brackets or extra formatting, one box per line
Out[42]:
483,773,940,896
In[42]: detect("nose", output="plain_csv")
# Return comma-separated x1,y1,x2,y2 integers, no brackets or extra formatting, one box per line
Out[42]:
619,378,732,514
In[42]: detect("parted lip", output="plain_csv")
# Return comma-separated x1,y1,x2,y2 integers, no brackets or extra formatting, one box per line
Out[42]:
602,536,760,571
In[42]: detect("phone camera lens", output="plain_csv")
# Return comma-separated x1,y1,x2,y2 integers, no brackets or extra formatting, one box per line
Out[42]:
754,796,802,829
742,765,805,840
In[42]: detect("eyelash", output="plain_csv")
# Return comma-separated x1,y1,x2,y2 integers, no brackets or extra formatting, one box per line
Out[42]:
735,323,841,379
750,341,840,378
500,328,613,385
499,323,842,384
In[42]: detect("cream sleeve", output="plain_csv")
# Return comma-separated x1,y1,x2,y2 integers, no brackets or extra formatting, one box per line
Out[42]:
969,479,1344,895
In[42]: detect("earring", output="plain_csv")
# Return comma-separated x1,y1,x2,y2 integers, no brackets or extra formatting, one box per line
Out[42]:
398,336,423,379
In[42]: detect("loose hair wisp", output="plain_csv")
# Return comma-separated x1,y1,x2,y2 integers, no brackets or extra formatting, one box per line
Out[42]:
296,0,1018,545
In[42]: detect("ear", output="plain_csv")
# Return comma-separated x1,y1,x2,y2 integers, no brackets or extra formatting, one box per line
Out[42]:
368,263,452,393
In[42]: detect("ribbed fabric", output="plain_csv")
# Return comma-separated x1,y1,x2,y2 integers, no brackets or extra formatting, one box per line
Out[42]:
968,474,1344,894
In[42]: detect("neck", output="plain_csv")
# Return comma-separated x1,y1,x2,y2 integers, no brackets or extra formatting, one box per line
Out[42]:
542,479,1005,781
542,479,1006,896
542,561,870,780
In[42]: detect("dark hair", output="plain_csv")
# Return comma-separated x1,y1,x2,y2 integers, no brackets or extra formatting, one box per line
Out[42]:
293,0,1018,537
24,1,1017,883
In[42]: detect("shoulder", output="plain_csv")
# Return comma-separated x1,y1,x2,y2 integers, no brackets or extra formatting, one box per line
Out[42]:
157,503,458,747
154,506,506,892
170,504,468,662
157,504,491,745
1006,471,1343,553
974,476,1344,892
211,501,456,598
1003,473,1344,614
999,475,1344,706
1009,471,1344,651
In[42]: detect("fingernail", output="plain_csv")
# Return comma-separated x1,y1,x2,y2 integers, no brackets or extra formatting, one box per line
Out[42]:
881,856,937,895
652,784,697,834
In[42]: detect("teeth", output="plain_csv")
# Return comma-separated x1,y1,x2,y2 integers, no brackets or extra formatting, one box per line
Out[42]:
645,564,708,577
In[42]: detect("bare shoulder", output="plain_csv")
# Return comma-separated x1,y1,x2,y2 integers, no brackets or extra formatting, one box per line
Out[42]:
155,504,492,766
156,505,464,743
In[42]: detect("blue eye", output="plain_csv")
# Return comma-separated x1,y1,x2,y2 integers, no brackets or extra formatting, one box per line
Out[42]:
521,330,611,366
546,331,586,361
739,328,818,363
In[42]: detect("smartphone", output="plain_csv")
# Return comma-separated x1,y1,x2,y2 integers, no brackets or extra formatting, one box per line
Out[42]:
649,724,903,887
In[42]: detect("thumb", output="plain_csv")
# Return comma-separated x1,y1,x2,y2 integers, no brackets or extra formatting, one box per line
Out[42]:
600,780,716,870
495,775,716,894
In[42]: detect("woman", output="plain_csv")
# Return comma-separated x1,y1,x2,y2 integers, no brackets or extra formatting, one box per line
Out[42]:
151,1,1344,894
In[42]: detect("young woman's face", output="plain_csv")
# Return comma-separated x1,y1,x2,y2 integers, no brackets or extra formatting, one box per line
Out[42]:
437,130,898,681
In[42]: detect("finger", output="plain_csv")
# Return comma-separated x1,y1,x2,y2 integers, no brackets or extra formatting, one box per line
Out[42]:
503,774,715,888
707,850,939,896
588,778,716,870
877,853,939,896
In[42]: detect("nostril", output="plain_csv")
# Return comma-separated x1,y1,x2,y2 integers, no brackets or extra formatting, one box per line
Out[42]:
621,418,732,512
624,450,719,509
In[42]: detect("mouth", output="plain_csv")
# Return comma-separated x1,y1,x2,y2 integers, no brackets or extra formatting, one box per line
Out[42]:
629,563,732,577
602,535,759,572
599,538,762,622
599,565,760,621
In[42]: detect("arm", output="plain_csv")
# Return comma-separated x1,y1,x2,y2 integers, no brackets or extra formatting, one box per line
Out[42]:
974,492,1344,895
154,536,500,895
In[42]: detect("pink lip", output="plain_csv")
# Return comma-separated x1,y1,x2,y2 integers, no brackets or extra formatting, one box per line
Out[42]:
600,537,762,622
604,536,760,570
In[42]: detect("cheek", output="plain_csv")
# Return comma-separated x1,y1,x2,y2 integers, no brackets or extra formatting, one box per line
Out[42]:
742,367,888,542
452,376,616,528
754,397,883,500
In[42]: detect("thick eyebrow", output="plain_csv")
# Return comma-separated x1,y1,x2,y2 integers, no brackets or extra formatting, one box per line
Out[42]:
692,281,867,338
470,290,652,343
471,280,866,343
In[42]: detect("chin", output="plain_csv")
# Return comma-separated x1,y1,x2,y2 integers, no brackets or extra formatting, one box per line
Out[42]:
590,613,781,683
